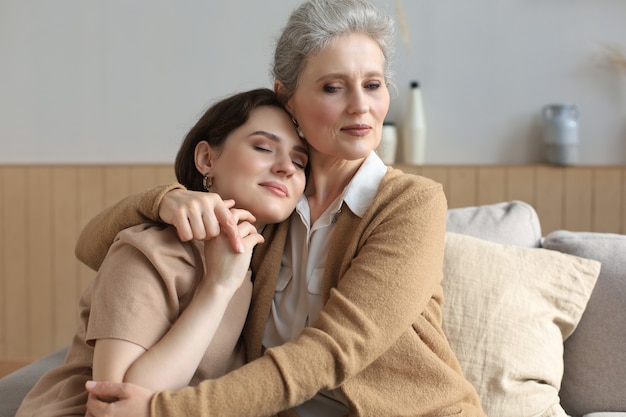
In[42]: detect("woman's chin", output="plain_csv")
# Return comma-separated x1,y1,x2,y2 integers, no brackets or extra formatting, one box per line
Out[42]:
253,209,293,226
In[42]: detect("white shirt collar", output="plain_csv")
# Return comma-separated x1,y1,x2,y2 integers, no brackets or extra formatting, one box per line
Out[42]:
294,151,388,225
342,151,388,218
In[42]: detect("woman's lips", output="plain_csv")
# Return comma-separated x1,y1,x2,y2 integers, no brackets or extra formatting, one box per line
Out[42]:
260,181,288,197
341,124,372,136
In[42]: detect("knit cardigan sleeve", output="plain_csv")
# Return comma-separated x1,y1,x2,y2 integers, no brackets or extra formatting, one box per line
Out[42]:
150,169,451,417
75,183,185,271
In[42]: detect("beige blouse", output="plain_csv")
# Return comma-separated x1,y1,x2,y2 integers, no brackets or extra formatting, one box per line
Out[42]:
16,223,251,417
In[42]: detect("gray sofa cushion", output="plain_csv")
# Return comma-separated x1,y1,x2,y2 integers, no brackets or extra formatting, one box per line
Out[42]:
583,414,626,417
542,231,626,417
446,200,542,247
0,347,68,417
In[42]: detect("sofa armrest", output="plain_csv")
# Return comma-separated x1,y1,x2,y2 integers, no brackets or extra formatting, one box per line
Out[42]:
0,346,68,417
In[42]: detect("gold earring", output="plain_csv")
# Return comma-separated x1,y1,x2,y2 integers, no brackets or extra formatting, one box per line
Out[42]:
291,117,305,139
202,173,213,192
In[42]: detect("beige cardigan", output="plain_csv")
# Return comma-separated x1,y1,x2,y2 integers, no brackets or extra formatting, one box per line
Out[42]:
76,167,485,417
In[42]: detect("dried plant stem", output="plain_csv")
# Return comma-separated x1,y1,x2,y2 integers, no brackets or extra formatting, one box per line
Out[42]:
395,0,410,54
601,42,626,73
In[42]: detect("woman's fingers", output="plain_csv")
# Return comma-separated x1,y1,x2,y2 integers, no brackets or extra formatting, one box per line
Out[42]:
211,204,250,254
237,221,265,249
85,381,152,417
85,380,130,403
228,208,257,225
159,190,257,253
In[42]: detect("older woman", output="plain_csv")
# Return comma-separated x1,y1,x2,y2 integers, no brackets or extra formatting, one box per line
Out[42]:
82,1,485,416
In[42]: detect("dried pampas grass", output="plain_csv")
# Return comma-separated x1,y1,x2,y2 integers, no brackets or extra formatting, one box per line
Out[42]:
601,42,626,73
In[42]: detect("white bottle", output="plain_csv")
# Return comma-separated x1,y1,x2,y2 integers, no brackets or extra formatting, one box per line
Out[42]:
376,121,398,164
402,81,427,164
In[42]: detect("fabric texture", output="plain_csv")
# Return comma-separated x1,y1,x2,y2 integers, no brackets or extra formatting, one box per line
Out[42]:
446,200,541,248
583,414,626,417
16,224,250,417
542,230,626,417
446,200,542,248
441,232,601,417
150,168,485,417
0,347,68,417
75,182,185,271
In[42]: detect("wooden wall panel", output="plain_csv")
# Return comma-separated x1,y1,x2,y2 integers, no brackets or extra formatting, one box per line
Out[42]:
592,168,623,233
77,167,104,295
447,167,477,208
52,168,81,349
563,168,593,231
417,166,449,190
0,164,625,365
27,167,55,358
504,166,535,204
0,168,4,357
156,166,177,184
534,166,565,234
2,167,29,359
622,169,626,234
0,164,174,365
104,167,132,208
476,167,506,206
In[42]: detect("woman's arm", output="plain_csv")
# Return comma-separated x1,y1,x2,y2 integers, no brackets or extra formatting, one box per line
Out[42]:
91,221,262,392
76,185,247,271
160,177,447,417
92,284,237,391
76,184,184,270
87,175,448,417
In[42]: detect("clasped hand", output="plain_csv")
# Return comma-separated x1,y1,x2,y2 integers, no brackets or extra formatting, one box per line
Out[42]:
85,380,153,417
159,188,257,253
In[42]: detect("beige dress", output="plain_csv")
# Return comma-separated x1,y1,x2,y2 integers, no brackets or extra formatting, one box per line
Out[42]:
16,223,251,417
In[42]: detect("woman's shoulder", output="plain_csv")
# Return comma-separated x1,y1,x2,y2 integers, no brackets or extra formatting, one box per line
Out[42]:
112,222,199,267
357,167,448,234
381,166,445,198
115,222,182,244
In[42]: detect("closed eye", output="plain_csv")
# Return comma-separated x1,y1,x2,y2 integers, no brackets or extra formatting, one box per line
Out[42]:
323,85,341,93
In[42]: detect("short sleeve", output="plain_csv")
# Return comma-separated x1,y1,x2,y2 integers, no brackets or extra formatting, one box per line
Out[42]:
86,223,199,350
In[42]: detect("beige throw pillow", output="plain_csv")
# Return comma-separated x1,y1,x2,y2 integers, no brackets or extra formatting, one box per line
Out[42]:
442,233,601,417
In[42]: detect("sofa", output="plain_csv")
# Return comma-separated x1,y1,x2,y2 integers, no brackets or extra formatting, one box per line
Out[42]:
1,200,624,417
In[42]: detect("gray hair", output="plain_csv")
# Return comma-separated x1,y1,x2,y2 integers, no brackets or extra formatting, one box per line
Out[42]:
272,0,395,101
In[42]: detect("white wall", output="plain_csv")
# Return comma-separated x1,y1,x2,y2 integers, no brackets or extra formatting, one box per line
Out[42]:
1,0,625,164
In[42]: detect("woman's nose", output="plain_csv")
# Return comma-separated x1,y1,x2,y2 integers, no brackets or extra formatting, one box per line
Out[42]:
273,153,296,176
348,90,369,114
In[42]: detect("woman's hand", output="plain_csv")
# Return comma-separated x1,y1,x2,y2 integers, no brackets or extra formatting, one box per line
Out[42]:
159,189,256,253
85,380,152,417
201,220,264,293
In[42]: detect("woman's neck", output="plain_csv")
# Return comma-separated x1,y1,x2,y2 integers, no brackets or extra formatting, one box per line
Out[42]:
305,155,364,224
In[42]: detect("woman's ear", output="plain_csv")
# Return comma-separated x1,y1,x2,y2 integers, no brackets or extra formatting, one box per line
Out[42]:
274,80,293,113
194,141,213,175
273,80,285,95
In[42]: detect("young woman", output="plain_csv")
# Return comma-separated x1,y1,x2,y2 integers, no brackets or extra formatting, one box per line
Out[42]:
82,0,486,416
15,88,308,417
